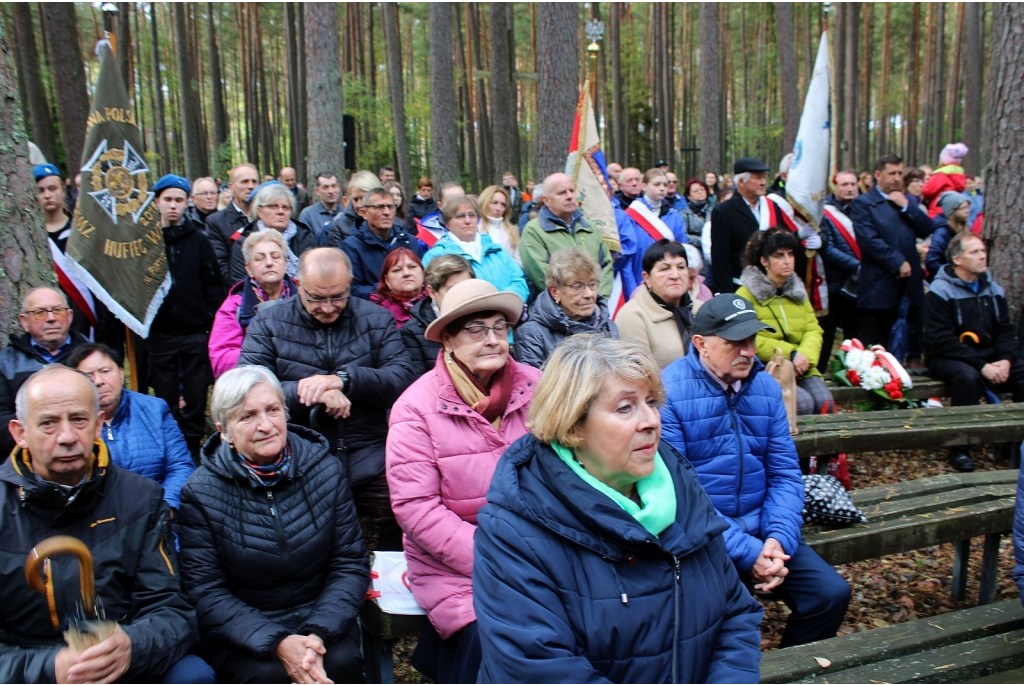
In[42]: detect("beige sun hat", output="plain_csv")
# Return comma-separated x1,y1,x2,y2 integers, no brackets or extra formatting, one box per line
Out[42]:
424,279,524,342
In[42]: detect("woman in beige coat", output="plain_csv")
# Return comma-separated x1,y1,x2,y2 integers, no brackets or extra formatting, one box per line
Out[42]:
615,240,703,369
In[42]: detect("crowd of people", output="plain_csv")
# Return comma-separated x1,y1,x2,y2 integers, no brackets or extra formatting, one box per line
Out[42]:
1,141,1021,683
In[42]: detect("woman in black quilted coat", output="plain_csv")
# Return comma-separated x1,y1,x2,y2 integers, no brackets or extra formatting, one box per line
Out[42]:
178,366,369,684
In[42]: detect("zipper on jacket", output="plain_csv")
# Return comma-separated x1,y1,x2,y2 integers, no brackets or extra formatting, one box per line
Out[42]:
730,405,744,518
672,556,681,684
266,489,294,610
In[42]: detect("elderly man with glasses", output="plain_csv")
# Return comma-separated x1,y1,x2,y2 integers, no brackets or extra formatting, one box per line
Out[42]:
0,286,90,456
339,186,422,300
239,248,415,551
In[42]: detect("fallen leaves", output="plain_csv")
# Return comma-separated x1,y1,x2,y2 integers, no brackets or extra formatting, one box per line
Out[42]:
814,656,832,668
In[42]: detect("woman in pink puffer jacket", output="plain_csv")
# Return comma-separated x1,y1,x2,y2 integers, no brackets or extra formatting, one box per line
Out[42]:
385,279,538,683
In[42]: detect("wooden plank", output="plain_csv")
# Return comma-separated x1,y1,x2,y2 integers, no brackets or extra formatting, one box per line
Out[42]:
796,628,1024,683
979,533,1001,605
759,601,1024,683
800,403,1024,426
806,499,1015,565
828,377,948,403
966,665,1024,683
952,538,971,601
849,471,1019,507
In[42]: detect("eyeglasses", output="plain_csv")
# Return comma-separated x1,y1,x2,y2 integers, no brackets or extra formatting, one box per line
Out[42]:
304,290,350,306
462,321,510,341
453,212,479,221
262,203,291,212
23,306,71,320
565,280,599,294
363,203,395,212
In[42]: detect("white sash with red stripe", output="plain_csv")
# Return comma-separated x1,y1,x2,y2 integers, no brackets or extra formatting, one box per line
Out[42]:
625,199,673,242
823,205,860,259
49,236,97,332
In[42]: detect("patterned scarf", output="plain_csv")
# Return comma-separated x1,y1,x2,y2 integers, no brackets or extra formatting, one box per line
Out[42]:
442,350,514,431
238,275,295,330
236,445,292,487
256,219,300,277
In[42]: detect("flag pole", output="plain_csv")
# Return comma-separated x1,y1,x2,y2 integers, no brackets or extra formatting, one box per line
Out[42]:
101,3,140,393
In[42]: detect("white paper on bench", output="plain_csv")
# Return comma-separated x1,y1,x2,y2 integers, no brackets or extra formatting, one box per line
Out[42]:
371,551,427,615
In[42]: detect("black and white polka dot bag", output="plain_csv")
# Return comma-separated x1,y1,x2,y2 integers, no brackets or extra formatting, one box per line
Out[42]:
802,474,868,526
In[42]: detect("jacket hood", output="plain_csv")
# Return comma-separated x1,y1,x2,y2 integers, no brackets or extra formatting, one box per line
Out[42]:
740,265,807,304
1,440,113,524
162,217,203,243
537,205,589,234
7,330,88,359
200,423,331,487
487,434,727,561
529,289,612,336
932,263,1000,297
354,221,408,247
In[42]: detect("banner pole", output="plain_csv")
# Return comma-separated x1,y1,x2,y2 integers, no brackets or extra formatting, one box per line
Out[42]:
125,326,139,392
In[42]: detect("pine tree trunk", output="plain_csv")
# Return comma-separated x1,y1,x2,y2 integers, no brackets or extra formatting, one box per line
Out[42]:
117,2,133,93
877,4,892,158
775,2,799,155
833,2,845,157
304,3,345,185
842,2,858,170
429,3,460,184
698,2,721,174
982,2,1024,330
945,4,965,145
174,2,206,178
469,4,492,184
454,6,478,191
40,3,89,170
208,2,229,177
534,2,578,180
0,12,56,342
12,4,58,164
490,2,516,185
907,5,920,166
859,4,872,170
382,2,412,198
150,4,170,174
610,2,624,164
296,4,308,176
932,4,946,162
963,2,983,175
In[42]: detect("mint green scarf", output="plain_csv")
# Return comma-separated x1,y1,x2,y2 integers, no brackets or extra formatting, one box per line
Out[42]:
552,442,678,537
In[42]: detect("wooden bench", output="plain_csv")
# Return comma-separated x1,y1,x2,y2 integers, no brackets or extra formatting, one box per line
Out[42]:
826,376,948,404
793,402,1024,458
360,600,428,684
804,470,1018,605
760,600,1024,683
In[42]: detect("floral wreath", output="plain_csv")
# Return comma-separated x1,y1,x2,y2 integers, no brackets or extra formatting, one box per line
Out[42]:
831,339,922,408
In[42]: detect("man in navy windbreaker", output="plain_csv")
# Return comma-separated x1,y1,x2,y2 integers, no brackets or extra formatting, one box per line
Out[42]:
660,294,850,647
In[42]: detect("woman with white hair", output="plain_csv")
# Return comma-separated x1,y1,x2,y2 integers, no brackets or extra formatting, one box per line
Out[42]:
209,229,298,378
229,182,318,282
178,366,369,684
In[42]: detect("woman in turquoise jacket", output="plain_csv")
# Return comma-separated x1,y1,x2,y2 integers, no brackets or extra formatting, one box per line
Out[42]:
422,196,530,304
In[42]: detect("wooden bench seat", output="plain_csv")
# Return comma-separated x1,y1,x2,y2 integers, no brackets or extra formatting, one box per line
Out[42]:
793,402,1024,457
826,376,948,404
760,600,1024,683
804,470,1018,605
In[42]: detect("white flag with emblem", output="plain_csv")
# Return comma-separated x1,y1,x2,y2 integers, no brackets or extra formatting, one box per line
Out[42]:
785,32,831,230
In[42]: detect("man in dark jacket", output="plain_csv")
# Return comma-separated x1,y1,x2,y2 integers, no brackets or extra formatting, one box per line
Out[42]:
660,295,850,647
0,366,213,684
817,170,861,373
851,154,935,347
278,166,310,220
186,177,220,227
340,187,422,299
148,175,226,459
299,171,343,245
239,248,415,550
0,286,88,456
924,233,1024,471
501,171,525,224
205,163,259,285
408,177,438,222
709,157,796,293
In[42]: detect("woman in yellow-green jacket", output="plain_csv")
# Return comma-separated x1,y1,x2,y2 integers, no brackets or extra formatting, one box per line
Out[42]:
735,228,835,415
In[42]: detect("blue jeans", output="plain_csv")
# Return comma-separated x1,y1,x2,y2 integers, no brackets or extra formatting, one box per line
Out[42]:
772,540,851,648
161,655,217,684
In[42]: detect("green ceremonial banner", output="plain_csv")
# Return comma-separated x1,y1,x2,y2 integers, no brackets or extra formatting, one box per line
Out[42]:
65,42,169,338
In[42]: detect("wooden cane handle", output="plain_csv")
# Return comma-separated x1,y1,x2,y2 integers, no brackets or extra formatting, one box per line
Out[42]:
25,536,96,611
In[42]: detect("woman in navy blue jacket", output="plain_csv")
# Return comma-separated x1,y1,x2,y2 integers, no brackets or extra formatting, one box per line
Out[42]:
473,335,762,684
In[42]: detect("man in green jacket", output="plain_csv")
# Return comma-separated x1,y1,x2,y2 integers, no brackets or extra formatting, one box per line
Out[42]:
520,172,613,298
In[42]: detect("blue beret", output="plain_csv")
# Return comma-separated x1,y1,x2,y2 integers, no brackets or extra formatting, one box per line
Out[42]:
33,164,61,182
248,180,284,204
153,174,191,197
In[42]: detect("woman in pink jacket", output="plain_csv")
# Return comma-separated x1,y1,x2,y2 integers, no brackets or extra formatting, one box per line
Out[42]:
208,229,296,378
386,279,540,683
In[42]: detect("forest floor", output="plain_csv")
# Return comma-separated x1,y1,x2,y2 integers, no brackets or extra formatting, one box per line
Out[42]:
378,442,1020,683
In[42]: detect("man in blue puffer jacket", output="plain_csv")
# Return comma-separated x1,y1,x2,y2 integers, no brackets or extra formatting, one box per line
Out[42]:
69,343,195,511
660,294,850,648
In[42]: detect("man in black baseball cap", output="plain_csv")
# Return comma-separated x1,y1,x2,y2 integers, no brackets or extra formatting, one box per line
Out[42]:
659,292,851,648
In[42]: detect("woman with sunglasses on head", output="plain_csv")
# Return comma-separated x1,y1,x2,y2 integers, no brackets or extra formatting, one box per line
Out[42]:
386,279,539,683
421,196,530,304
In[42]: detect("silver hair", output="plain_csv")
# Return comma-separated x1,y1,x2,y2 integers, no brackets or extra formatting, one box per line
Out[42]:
210,365,286,436
250,183,294,220
734,171,752,185
346,170,383,195
21,286,68,312
545,247,600,288
15,365,99,423
532,183,546,200
779,153,794,174
241,229,288,265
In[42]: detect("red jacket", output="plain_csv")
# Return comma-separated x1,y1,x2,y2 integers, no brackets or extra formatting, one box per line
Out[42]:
922,165,966,218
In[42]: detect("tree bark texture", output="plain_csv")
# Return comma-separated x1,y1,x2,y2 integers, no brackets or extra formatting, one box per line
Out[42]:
775,2,799,155
490,3,516,185
173,2,206,179
383,2,412,199
12,4,58,164
208,2,229,177
428,3,460,184
0,13,56,342
842,2,858,170
534,2,579,180
963,2,983,175
982,2,1024,330
468,4,492,185
304,3,345,186
698,2,722,174
117,2,133,94
150,4,170,174
40,3,89,170
609,2,624,165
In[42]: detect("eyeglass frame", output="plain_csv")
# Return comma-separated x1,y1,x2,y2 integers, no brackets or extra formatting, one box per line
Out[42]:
460,320,511,341
563,280,600,294
300,285,351,307
21,306,72,321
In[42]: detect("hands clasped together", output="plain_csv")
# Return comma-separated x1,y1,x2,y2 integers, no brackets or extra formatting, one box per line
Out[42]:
276,634,335,684
297,375,351,419
749,537,791,592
